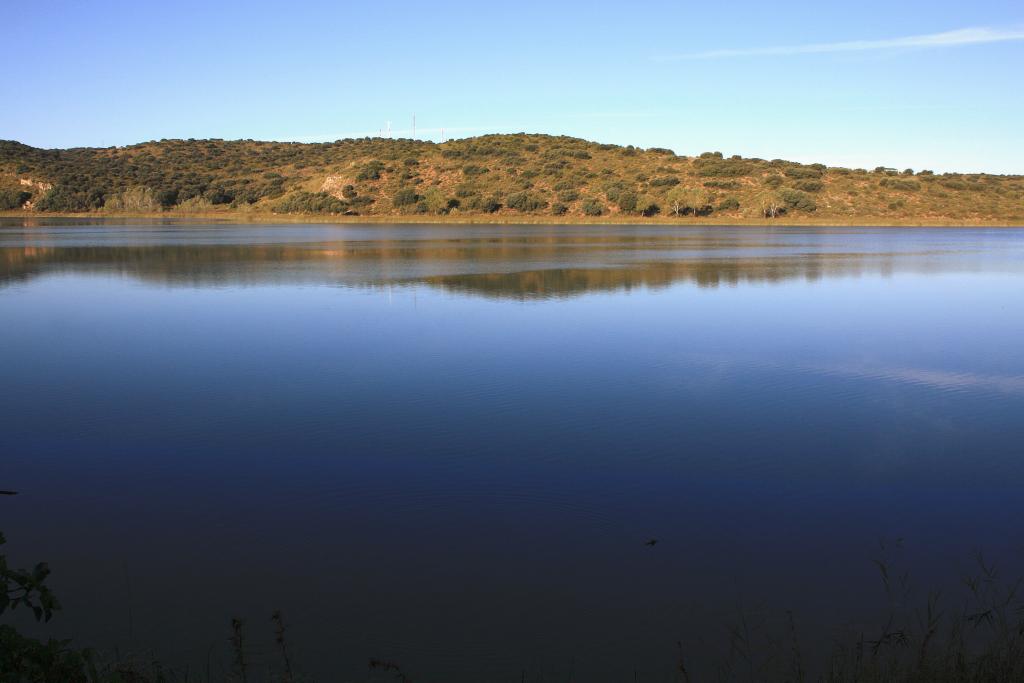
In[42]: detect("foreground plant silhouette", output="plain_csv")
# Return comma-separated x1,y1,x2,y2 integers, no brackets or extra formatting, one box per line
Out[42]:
2,527,1023,681
0,530,99,682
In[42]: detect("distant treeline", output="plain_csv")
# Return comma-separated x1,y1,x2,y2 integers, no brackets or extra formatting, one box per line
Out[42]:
1,135,1022,222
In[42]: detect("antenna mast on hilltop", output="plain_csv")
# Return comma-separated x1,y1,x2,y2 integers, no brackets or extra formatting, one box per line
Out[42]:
412,114,416,139
386,121,391,138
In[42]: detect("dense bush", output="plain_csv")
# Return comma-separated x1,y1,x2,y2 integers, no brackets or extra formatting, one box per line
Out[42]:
717,197,740,211
273,191,348,214
635,195,660,216
392,188,419,208
694,159,753,177
581,198,604,216
0,189,31,209
551,202,568,215
764,175,784,188
779,188,817,212
156,188,179,207
649,176,680,187
506,192,548,212
557,189,580,203
616,191,638,213
104,186,158,211
784,166,823,180
36,186,104,212
204,187,234,204
703,180,740,189
601,181,628,203
467,195,501,213
794,180,824,192
879,178,921,191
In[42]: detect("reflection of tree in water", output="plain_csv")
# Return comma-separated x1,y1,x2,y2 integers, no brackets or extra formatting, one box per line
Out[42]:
0,231,993,298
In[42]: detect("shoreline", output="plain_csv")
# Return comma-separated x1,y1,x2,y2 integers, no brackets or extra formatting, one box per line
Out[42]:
1,210,1021,228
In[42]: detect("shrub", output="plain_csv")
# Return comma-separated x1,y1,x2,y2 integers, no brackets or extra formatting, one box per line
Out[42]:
794,180,824,192
462,164,488,176
557,189,580,203
784,166,823,180
779,188,817,212
649,176,680,187
635,195,660,216
581,198,604,216
355,160,385,181
0,189,31,209
551,202,568,215
468,195,501,213
764,175,784,188
704,180,740,189
879,178,921,191
273,191,348,213
176,196,213,213
603,181,628,203
694,159,753,177
156,188,179,207
392,188,419,208
105,186,159,211
616,191,638,213
204,187,234,204
506,192,548,212
717,197,740,211
341,185,357,199
36,186,104,211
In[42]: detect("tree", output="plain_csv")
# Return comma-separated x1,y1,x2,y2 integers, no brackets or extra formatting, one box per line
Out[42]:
685,188,710,216
665,187,688,216
757,190,784,218
616,191,638,213
634,194,659,216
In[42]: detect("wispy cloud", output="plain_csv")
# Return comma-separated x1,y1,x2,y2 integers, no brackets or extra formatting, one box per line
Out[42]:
655,26,1024,61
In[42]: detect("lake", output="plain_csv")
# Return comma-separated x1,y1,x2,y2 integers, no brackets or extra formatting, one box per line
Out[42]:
2,220,1023,681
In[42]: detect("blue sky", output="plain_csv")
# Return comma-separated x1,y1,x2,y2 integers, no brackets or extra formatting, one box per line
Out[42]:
5,0,1023,173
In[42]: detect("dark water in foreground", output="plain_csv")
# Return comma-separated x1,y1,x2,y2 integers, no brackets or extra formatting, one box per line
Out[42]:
2,221,1023,681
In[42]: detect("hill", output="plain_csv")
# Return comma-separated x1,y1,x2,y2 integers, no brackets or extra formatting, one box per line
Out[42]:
1,134,1022,224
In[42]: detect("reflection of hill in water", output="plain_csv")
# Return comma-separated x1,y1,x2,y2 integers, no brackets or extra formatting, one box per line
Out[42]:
1,231,1016,298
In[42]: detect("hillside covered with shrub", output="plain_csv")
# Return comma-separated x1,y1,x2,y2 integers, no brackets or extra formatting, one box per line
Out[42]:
1,134,1022,223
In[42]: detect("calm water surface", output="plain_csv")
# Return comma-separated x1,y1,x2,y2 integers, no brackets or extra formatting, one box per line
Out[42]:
2,221,1023,681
